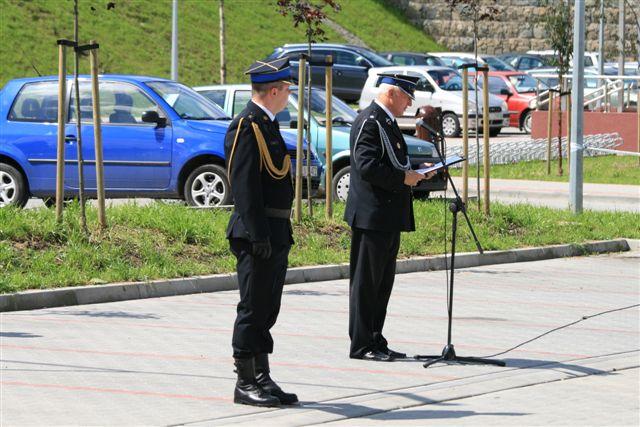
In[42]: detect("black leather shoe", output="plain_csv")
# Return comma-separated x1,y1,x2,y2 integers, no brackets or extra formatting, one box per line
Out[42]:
255,354,299,405
380,347,407,359
234,357,280,407
353,350,395,362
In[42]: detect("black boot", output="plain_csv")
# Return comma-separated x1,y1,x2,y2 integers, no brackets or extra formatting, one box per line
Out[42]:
255,353,299,405
234,357,280,407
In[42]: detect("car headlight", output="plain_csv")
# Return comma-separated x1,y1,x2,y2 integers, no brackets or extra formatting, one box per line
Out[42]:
528,98,537,109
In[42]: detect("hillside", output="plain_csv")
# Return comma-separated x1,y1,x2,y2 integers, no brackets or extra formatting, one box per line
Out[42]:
0,0,442,87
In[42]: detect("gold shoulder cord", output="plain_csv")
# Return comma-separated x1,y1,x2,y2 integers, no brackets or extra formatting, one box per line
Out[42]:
250,122,291,180
227,118,292,182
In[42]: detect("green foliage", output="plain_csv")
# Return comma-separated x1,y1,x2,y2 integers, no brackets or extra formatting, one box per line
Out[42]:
448,155,640,185
540,0,572,75
0,0,441,87
1,200,638,293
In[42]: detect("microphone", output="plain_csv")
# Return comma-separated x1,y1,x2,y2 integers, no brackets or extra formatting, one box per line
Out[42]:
416,119,440,137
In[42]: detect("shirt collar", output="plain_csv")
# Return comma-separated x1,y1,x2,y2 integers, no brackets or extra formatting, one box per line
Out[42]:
251,99,276,122
374,99,395,121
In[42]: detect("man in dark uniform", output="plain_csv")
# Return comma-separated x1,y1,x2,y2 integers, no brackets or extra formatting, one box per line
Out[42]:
345,73,436,362
224,57,298,407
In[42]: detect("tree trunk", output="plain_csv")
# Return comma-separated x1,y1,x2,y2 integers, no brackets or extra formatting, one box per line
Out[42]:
219,0,226,84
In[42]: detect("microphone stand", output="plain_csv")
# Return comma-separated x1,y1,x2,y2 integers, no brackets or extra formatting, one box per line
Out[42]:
414,123,505,368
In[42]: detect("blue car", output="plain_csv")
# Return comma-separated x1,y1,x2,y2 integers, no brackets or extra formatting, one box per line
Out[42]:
0,75,321,208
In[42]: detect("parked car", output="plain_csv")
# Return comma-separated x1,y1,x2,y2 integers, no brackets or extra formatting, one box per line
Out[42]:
498,53,551,71
479,55,516,71
195,84,447,201
429,52,481,69
527,50,601,69
0,75,321,208
470,71,537,133
359,66,510,137
378,52,447,67
266,43,394,102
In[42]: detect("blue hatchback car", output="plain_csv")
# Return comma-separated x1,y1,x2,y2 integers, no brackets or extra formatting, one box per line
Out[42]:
0,75,321,208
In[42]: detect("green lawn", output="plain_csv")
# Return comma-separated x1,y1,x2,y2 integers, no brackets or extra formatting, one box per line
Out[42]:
449,155,640,185
1,200,638,293
0,0,441,87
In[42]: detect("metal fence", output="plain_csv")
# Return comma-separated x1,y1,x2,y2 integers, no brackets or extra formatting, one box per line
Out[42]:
446,133,623,166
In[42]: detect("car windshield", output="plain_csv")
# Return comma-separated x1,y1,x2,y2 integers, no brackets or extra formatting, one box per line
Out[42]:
428,69,475,91
508,74,539,92
356,48,394,67
289,88,357,126
483,56,515,71
147,81,229,120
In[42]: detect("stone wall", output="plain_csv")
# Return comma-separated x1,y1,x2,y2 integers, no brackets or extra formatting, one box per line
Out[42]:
387,0,638,59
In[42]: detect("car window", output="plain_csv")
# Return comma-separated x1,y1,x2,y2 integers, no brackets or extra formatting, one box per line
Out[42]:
405,71,434,92
199,90,227,109
508,74,539,92
147,81,228,120
8,81,59,122
427,69,475,91
335,50,364,67
487,76,509,93
391,55,415,66
69,81,163,124
584,56,593,67
232,90,251,116
425,56,445,66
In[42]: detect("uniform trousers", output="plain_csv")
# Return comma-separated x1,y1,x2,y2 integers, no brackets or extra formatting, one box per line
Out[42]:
230,238,291,359
348,227,401,358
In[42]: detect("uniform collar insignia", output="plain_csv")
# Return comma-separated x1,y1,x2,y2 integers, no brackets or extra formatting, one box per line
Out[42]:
386,117,392,125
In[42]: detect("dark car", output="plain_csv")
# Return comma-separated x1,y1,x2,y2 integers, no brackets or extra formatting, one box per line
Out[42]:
266,43,394,102
498,53,550,71
378,52,447,67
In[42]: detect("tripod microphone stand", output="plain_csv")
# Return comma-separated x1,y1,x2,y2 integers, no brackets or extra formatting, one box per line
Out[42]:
414,119,505,368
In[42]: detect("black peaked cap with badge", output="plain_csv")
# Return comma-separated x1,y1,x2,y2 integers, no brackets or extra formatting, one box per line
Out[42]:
223,57,294,246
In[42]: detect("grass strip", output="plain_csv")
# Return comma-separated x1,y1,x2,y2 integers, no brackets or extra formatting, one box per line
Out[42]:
1,200,638,293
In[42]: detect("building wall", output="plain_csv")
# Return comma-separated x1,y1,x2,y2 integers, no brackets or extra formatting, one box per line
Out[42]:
388,0,638,58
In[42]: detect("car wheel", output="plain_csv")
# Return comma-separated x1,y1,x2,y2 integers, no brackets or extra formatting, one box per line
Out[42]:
441,113,460,137
184,164,231,207
332,165,351,202
489,128,501,137
0,163,28,208
522,110,532,134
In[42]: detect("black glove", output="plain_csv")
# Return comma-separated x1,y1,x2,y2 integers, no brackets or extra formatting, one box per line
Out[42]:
252,240,272,259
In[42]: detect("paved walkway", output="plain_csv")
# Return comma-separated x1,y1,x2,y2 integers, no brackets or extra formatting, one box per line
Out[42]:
433,177,640,212
1,251,639,425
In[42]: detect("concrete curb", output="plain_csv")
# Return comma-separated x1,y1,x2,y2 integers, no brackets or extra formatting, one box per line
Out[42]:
0,238,632,312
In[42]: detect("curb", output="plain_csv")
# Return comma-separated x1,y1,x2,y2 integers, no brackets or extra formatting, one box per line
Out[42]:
0,239,633,312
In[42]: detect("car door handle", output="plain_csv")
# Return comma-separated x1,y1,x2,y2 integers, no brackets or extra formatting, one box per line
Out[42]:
65,135,77,143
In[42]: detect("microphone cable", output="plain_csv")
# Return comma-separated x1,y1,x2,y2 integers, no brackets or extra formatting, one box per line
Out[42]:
479,303,640,359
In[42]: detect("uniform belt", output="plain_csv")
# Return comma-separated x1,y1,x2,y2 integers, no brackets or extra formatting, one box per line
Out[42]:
265,208,291,219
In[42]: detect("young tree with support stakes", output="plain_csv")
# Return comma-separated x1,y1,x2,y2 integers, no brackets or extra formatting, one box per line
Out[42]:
276,0,340,216
541,0,573,176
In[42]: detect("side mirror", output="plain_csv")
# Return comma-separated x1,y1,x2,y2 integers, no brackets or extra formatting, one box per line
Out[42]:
142,110,167,127
500,88,513,97
355,57,370,69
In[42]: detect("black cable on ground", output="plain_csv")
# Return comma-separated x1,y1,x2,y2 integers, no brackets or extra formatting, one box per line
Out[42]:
480,304,640,359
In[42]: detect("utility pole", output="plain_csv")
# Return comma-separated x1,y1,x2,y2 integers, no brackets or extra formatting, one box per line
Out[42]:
171,0,178,81
618,0,625,112
598,0,605,108
570,0,585,214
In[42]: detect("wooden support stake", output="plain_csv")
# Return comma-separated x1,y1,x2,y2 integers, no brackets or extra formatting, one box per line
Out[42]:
462,67,469,205
482,70,490,216
294,56,306,223
89,40,106,229
546,91,554,175
55,43,67,223
324,55,333,218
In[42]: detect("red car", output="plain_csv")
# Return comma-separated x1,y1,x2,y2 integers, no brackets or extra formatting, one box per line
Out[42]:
470,71,537,133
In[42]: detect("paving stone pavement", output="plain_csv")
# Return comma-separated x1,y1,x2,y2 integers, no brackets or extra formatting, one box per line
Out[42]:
1,251,638,426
